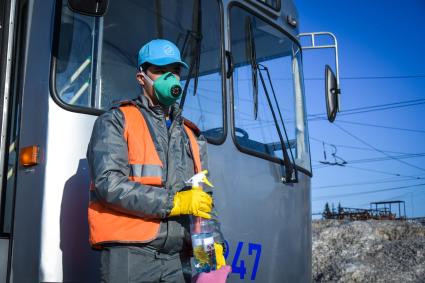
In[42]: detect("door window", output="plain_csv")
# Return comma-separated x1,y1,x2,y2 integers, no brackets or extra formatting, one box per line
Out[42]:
52,0,224,142
230,5,311,171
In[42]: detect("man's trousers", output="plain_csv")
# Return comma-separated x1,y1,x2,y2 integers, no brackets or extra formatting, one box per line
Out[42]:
100,245,192,283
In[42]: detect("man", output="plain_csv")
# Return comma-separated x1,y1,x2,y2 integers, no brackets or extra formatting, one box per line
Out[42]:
87,39,227,282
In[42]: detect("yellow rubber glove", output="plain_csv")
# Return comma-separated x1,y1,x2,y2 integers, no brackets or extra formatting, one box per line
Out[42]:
214,242,226,269
169,189,212,219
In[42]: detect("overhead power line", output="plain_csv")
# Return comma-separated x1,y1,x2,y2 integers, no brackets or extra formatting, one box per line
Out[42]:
331,98,425,113
333,123,425,173
336,120,425,134
265,75,425,82
310,136,413,155
348,153,425,164
383,187,425,202
313,176,425,190
312,160,425,180
312,183,425,201
308,98,425,121
313,153,425,169
305,74,425,81
342,164,425,179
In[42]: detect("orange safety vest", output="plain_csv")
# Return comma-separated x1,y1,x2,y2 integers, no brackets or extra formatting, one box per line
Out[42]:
88,104,202,248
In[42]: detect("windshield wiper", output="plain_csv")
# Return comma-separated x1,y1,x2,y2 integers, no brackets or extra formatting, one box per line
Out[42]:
258,63,298,182
180,0,202,109
246,17,295,182
247,18,259,119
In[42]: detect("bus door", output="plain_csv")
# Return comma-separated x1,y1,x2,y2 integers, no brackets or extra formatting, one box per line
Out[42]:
224,3,312,281
50,1,223,281
0,0,26,282
0,0,14,281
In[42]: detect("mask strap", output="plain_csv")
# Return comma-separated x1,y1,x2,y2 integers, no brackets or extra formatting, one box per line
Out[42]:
140,67,154,86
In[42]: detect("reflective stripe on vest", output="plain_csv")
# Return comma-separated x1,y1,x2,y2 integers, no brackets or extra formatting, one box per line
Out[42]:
88,104,202,248
130,164,163,178
129,164,163,184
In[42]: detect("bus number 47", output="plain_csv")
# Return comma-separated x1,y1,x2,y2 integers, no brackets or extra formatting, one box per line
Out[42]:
224,241,262,280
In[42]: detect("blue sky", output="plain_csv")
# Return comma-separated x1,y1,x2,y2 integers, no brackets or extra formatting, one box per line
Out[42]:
295,0,425,218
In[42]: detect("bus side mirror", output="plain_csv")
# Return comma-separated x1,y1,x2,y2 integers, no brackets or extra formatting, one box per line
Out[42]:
68,0,109,17
298,32,341,123
325,64,339,122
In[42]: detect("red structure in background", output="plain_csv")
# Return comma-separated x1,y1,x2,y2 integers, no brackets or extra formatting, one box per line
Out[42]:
370,201,406,220
323,200,406,221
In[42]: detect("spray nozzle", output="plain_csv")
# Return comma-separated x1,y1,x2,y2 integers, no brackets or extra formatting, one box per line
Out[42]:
186,170,214,188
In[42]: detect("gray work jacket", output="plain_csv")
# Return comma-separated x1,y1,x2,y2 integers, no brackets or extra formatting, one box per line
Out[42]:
87,94,224,254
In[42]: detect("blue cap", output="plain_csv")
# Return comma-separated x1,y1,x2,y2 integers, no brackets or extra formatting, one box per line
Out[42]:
138,39,188,69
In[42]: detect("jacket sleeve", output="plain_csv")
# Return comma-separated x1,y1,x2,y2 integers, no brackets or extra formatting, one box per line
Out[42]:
87,108,174,219
197,134,226,246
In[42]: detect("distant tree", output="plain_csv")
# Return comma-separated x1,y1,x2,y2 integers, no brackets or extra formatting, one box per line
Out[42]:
337,202,344,219
331,203,336,214
338,202,343,214
323,202,332,219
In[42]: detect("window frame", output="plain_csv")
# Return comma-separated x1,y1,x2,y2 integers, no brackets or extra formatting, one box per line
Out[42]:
228,2,311,176
251,0,281,12
49,0,227,145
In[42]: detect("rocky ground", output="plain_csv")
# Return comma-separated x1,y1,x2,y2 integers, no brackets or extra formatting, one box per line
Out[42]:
312,220,425,282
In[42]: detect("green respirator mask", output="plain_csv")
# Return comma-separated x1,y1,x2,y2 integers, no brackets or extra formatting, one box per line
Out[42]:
141,70,182,106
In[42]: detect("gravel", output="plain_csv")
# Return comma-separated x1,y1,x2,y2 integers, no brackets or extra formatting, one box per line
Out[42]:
312,220,425,282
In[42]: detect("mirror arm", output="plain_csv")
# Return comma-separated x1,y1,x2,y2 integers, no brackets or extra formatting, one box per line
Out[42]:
298,32,342,114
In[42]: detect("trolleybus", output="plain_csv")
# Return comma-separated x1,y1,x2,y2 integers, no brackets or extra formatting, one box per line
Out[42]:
0,0,340,281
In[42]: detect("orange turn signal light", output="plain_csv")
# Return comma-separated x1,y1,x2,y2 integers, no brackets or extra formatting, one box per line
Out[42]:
20,145,40,167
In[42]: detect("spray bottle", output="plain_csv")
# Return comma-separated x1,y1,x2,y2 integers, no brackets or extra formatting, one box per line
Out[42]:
187,170,217,273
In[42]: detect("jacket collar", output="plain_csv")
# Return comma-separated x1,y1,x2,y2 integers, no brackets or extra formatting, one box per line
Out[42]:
136,94,183,123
